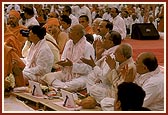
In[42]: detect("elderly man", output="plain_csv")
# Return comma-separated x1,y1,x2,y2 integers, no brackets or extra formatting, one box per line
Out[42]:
100,43,136,110
4,16,22,57
81,31,122,103
43,18,61,71
45,18,69,55
134,52,164,111
7,10,27,49
92,18,102,39
41,24,95,92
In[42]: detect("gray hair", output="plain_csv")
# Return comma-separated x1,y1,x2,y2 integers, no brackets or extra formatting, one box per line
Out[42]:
120,43,133,59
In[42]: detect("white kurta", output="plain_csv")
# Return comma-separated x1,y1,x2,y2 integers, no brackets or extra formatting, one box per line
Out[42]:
134,67,164,111
22,16,40,58
22,39,54,82
24,16,39,27
78,6,92,26
86,46,118,103
41,36,95,91
110,15,126,39
69,14,79,26
100,57,136,110
45,33,60,70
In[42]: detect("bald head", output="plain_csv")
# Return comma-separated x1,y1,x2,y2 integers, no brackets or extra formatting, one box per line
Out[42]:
137,52,158,71
119,43,133,59
69,24,85,44
114,43,132,64
72,24,85,35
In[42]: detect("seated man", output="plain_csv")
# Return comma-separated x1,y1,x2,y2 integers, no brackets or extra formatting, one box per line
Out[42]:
44,18,69,55
134,52,164,111
114,82,150,111
4,17,22,57
100,43,136,108
80,31,122,103
41,24,95,92
21,25,54,84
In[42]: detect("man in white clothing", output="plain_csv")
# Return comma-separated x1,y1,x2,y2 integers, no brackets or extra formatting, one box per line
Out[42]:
41,24,95,92
21,6,40,58
134,52,164,111
78,4,92,26
81,31,122,103
130,12,140,35
110,7,126,40
100,43,136,110
6,4,21,13
62,5,79,26
94,20,113,60
21,25,54,84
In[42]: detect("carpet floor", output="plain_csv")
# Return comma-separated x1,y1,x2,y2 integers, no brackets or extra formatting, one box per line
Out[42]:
123,38,164,66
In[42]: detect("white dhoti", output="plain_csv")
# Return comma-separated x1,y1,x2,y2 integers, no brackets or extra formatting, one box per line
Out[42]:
41,71,87,91
89,83,109,103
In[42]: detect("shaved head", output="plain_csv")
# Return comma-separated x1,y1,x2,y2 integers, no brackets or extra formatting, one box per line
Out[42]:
137,52,158,71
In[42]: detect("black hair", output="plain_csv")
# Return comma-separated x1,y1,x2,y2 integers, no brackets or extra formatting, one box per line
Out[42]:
64,5,72,14
117,82,146,111
85,34,94,44
124,10,129,15
79,15,89,22
24,7,34,16
103,20,113,31
109,31,121,45
28,25,46,40
60,15,72,25
114,7,120,15
142,54,158,71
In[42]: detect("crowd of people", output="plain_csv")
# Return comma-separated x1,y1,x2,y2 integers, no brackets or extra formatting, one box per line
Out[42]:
3,3,164,111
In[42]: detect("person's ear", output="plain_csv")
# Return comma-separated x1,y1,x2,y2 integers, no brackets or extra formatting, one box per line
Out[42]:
115,100,121,111
143,64,149,72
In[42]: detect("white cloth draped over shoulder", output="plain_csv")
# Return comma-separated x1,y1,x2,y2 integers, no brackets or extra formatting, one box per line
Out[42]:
134,67,164,111
45,33,60,70
41,36,95,91
86,46,119,103
61,36,95,81
100,57,136,110
22,39,54,82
